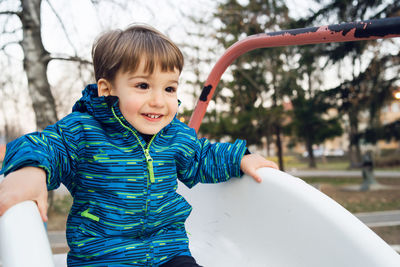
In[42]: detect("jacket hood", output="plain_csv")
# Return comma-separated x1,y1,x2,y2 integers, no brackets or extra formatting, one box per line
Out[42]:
73,84,134,135
72,84,118,117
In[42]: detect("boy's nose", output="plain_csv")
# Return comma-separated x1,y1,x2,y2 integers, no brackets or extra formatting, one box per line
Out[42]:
149,90,165,108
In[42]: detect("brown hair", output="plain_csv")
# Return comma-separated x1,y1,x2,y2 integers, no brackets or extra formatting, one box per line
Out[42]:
92,24,184,82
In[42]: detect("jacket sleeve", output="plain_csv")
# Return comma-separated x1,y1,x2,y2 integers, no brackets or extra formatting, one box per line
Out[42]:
176,128,247,188
0,117,79,191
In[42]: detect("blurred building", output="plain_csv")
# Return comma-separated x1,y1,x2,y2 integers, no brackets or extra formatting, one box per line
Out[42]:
377,99,400,151
278,96,400,158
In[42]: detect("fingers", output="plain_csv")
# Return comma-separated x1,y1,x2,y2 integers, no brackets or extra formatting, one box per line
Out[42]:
240,153,280,183
38,181,49,222
253,173,262,183
268,161,279,170
256,155,279,170
246,168,262,183
0,188,48,222
36,198,48,222
36,187,48,222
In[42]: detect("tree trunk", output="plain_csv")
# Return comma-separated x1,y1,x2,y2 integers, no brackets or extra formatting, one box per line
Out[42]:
348,111,361,168
20,0,58,130
348,110,361,168
275,124,284,171
305,138,317,168
19,0,58,211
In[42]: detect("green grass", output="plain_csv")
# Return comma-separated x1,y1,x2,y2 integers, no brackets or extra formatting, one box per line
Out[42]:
278,156,352,171
342,200,400,214
281,156,400,171
302,177,362,185
300,176,400,213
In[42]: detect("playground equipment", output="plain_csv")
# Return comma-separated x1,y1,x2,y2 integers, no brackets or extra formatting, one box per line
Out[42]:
1,17,400,267
188,17,400,131
2,169,400,267
181,168,400,267
0,201,54,267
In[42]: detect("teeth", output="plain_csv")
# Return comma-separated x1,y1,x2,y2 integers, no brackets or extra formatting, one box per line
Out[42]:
146,114,161,119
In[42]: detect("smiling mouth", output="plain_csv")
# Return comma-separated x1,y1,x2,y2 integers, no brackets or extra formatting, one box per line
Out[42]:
143,113,163,119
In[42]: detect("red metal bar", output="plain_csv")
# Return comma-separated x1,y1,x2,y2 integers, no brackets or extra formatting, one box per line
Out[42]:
188,17,400,132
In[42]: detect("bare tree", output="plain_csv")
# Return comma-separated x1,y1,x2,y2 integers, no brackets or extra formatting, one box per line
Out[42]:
1,0,91,131
1,0,93,210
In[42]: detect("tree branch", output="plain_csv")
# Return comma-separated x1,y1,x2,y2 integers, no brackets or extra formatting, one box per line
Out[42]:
90,0,128,10
1,11,21,37
44,0,78,56
236,68,265,93
0,11,21,17
49,55,92,65
2,28,22,35
0,41,20,51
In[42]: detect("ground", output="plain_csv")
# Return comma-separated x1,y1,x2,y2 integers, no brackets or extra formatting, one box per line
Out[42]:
312,178,400,213
307,177,400,245
47,195,72,232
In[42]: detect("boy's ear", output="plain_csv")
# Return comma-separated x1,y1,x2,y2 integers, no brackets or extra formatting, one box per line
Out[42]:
97,78,113,97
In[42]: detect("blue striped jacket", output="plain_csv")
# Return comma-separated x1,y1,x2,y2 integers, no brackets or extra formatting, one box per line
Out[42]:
1,84,247,266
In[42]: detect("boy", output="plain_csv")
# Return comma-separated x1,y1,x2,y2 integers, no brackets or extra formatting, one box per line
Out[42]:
0,25,277,266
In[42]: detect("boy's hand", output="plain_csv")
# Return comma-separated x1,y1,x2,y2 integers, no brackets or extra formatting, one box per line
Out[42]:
0,167,48,221
240,154,279,183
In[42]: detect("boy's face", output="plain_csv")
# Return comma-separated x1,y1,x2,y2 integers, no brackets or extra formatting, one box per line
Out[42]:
98,61,180,135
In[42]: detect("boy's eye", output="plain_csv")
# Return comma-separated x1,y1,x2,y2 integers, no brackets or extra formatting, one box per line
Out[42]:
165,87,176,93
136,83,149,89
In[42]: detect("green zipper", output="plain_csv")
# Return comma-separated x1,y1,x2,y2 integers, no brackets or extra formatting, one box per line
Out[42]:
144,148,155,183
111,107,156,183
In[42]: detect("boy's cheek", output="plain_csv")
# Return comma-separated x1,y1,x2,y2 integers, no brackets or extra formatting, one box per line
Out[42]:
120,100,140,117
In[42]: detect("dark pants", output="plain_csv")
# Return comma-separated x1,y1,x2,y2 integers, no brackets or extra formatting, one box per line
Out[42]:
160,256,202,267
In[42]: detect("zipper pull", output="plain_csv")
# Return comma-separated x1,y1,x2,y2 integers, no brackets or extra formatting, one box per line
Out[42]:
144,149,155,183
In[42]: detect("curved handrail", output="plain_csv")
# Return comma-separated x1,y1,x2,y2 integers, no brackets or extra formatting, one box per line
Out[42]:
188,17,400,132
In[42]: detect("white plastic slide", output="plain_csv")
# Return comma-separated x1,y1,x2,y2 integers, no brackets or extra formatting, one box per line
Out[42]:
1,168,400,267
0,201,54,267
178,168,400,267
